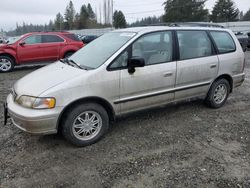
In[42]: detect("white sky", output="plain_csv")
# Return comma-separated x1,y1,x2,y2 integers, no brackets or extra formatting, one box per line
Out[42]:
0,0,249,31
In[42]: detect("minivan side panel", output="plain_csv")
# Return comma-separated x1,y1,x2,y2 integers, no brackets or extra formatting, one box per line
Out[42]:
210,30,245,88
118,62,176,114
175,55,219,100
174,30,219,100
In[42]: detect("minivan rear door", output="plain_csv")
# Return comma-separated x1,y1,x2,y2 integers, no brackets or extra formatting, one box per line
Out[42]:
41,34,64,61
175,30,219,100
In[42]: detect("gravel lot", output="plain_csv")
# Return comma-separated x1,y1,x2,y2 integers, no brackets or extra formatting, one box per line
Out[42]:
1,52,250,188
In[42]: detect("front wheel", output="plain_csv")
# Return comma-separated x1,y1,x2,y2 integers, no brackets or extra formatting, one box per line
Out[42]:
205,79,230,108
0,56,15,73
61,103,109,146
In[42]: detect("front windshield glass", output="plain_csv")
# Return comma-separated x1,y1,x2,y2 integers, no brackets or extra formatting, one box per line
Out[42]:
7,35,23,44
69,32,136,69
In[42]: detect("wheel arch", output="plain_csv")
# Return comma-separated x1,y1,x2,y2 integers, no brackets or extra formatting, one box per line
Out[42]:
0,53,16,65
57,96,115,131
213,74,233,93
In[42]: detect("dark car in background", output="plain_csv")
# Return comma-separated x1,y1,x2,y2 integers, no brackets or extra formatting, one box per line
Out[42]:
246,31,250,49
234,32,248,51
0,32,84,72
77,35,99,44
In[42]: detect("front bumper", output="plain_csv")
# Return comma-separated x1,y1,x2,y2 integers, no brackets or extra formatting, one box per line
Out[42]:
6,94,63,135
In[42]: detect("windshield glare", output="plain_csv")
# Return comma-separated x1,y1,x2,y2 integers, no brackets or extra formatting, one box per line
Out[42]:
69,32,136,69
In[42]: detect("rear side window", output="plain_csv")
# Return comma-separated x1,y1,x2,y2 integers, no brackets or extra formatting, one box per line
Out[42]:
177,30,212,60
42,35,64,43
63,34,81,41
210,31,236,54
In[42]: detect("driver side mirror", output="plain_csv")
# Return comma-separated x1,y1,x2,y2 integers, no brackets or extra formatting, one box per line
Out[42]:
128,57,145,74
19,41,26,46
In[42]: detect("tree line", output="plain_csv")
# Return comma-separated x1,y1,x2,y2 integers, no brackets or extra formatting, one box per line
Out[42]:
5,0,250,36
7,1,112,36
163,0,250,23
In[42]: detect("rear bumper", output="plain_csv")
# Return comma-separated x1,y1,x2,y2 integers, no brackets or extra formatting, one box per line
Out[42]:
6,94,63,135
232,73,245,88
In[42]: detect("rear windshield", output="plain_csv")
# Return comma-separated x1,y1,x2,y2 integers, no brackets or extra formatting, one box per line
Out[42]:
63,34,81,41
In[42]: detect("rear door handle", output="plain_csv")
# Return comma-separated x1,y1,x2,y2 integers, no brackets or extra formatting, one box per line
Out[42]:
163,72,173,77
210,64,217,68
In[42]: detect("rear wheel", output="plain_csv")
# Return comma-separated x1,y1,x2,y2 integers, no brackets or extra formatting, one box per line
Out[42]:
61,103,109,146
0,56,14,73
205,79,230,108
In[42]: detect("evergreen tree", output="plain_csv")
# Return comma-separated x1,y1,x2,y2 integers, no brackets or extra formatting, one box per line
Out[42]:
130,16,163,27
87,3,96,20
55,13,64,31
113,10,126,29
163,0,209,22
210,0,239,22
242,9,250,21
64,0,76,30
48,20,54,31
74,13,81,29
79,5,89,29
239,11,244,20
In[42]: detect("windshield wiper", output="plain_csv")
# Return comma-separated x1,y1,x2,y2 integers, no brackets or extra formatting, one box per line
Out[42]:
60,58,87,70
68,59,86,70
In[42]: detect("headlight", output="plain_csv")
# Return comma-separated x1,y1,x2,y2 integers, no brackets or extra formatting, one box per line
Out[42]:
17,96,56,109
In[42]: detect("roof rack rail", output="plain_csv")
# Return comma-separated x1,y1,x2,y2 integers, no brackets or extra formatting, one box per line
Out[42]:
140,22,224,28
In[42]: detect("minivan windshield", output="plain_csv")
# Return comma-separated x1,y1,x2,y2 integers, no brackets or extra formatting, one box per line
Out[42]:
69,32,136,69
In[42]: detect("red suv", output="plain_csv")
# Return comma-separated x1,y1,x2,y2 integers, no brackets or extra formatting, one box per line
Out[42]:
0,32,84,72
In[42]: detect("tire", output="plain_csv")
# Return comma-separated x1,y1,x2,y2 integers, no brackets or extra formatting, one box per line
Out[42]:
0,56,15,73
205,79,230,109
61,103,109,147
64,52,75,58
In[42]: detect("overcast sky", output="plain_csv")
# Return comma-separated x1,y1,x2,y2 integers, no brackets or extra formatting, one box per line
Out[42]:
0,0,249,31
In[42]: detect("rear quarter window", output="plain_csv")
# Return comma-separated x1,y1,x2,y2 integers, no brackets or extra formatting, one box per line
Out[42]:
210,31,236,54
42,35,64,43
63,34,81,41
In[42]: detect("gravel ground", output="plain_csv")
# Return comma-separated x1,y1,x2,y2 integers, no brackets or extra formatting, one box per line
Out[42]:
0,52,250,188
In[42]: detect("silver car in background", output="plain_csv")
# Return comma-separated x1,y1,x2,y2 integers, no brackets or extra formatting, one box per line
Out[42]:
4,26,245,146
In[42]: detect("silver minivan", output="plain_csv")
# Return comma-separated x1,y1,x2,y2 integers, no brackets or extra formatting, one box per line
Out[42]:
4,27,245,146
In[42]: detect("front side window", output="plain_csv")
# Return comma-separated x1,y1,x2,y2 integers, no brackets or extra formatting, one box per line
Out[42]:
42,35,64,43
132,31,173,65
24,35,42,44
210,31,236,54
110,50,128,69
177,30,212,60
70,32,136,69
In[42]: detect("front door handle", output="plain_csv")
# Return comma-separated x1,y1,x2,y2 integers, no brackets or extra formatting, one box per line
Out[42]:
163,72,173,77
210,64,217,68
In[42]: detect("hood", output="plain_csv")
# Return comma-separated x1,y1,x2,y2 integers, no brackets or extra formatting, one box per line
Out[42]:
0,44,15,51
14,62,85,97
